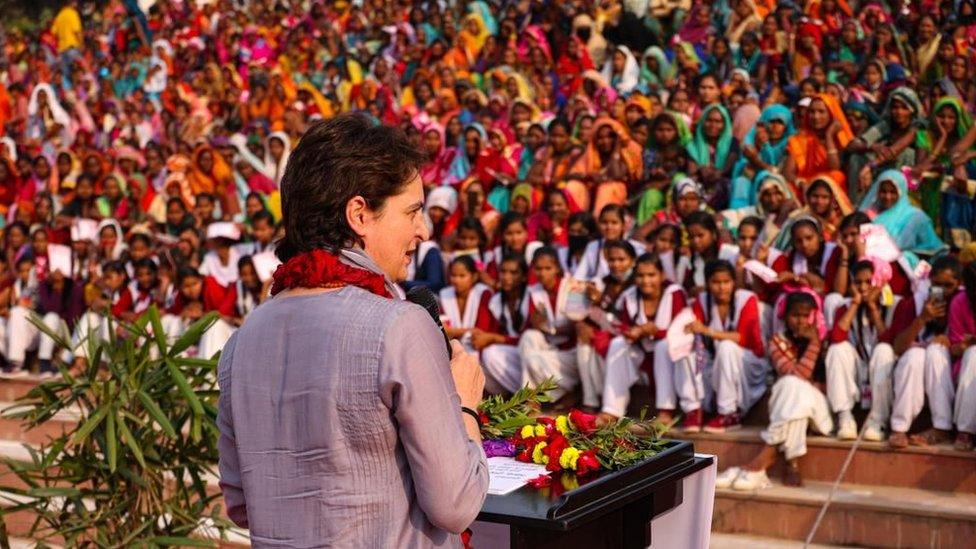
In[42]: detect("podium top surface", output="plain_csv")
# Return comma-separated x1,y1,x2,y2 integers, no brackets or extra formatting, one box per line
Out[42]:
477,439,711,531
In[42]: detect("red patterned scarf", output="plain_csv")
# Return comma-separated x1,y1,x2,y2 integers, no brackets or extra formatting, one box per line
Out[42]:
270,249,392,298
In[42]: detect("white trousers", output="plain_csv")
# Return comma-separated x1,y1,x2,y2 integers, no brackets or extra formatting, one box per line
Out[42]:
519,329,578,400
6,307,67,364
674,340,769,415
198,318,236,360
956,348,976,433
577,343,605,408
69,311,113,361
481,343,522,395
760,375,834,460
824,341,895,425
892,344,953,432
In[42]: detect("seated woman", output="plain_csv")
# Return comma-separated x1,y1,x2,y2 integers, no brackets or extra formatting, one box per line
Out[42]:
519,247,579,403
574,204,646,281
439,255,493,355
778,175,853,247
477,255,530,395
677,211,739,296
723,170,798,245
681,259,768,433
565,117,643,214
846,87,926,200
770,216,845,298
484,212,543,288
636,177,708,241
859,170,948,267
600,253,687,424
729,104,796,209
716,291,833,490
687,104,739,210
783,93,853,192
577,240,637,410
835,211,915,299
825,258,904,442
946,263,976,451
636,112,695,224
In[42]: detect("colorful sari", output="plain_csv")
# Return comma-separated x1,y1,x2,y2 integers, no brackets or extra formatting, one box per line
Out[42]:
567,117,643,213
729,104,796,209
786,93,853,186
860,170,947,265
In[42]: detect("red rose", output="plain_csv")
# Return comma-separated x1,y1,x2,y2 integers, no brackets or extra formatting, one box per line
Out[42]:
478,411,490,425
569,409,599,433
543,434,570,472
536,417,557,436
576,449,601,476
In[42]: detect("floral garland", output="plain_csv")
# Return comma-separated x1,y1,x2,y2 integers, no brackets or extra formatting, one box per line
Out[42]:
477,379,668,481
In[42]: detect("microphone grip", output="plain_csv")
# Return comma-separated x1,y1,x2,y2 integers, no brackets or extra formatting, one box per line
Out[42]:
405,286,453,360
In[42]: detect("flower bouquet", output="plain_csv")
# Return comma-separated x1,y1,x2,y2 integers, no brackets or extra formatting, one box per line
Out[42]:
477,378,669,484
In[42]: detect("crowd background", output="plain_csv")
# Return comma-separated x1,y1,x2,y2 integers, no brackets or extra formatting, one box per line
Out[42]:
2,0,976,490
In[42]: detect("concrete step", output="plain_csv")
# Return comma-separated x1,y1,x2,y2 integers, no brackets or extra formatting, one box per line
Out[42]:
713,480,976,547
710,532,851,548
672,426,976,493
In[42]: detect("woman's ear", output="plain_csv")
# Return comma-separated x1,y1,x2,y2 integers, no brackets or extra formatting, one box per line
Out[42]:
345,195,371,238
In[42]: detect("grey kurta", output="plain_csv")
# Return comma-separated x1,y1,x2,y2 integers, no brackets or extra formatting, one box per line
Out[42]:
217,283,489,548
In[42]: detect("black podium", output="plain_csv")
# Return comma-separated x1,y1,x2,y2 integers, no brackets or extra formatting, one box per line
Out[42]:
476,440,712,549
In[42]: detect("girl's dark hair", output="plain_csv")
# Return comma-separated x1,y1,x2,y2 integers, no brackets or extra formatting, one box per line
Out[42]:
839,211,872,232
498,211,527,236
450,254,479,275
739,216,764,234
604,239,637,259
548,117,572,135
499,253,529,331
133,258,158,274
636,252,665,271
276,113,425,261
531,246,564,274
237,255,255,271
500,253,528,276
932,254,962,280
684,210,718,234
457,216,488,250
651,223,680,243
128,233,152,247
166,196,187,211
599,203,627,222
103,260,127,276
705,258,735,281
176,266,202,284
964,263,976,313
785,291,817,316
568,211,598,235
852,259,875,276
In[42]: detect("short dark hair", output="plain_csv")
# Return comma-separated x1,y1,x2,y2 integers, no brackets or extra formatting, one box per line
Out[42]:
276,113,425,261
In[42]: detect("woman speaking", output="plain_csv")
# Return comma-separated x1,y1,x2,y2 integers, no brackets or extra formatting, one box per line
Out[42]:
217,114,488,547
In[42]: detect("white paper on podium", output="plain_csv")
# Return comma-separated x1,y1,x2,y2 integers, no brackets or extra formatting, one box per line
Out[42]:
487,457,549,496
743,259,778,283
666,308,696,361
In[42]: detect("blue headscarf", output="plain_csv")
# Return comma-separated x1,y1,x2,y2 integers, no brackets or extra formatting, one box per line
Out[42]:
687,104,733,169
446,123,488,185
859,170,947,266
728,105,794,208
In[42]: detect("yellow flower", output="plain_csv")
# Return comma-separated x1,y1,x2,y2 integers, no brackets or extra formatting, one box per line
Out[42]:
560,474,580,491
555,415,571,435
534,424,547,437
520,425,535,439
532,442,548,465
559,447,581,470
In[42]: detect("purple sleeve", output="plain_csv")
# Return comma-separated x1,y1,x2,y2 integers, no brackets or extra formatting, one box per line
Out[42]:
216,334,248,528
948,292,974,346
378,305,489,534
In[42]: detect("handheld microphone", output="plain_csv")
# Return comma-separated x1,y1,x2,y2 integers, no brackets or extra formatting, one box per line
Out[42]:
406,286,453,360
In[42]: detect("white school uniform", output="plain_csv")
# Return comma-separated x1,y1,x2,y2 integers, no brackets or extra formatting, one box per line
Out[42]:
573,238,646,281
676,244,740,289
482,289,530,395
519,277,578,399
600,284,686,417
439,283,491,354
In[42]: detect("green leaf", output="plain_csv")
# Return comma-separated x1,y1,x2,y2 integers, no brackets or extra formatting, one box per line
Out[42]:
149,536,215,547
25,487,82,498
106,408,117,472
70,404,109,445
166,359,204,417
169,312,218,357
116,416,146,469
147,305,168,356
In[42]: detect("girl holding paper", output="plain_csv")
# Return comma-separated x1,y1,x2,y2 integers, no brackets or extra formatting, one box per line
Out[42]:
519,247,580,403
576,240,638,410
599,253,687,424
716,291,833,491
680,259,768,433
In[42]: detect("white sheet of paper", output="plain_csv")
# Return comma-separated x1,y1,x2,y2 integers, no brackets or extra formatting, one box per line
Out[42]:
666,308,696,362
860,224,900,263
487,457,550,496
743,259,778,283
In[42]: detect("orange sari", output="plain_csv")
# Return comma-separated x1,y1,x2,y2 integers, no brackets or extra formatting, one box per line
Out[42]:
786,93,853,185
567,117,643,213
